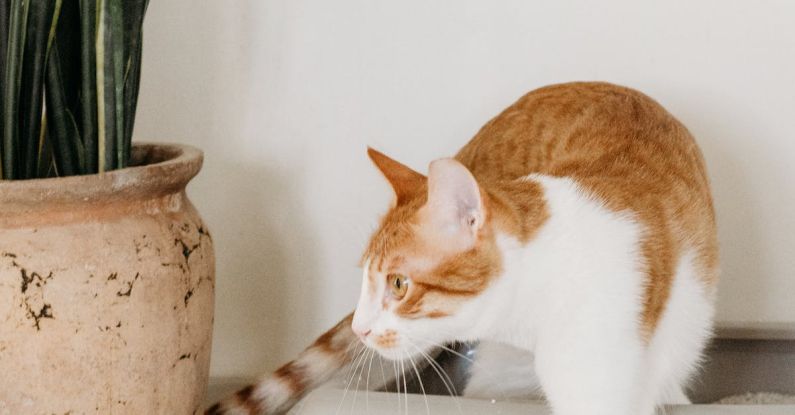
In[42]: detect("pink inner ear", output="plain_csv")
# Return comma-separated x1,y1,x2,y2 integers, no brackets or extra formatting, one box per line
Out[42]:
422,159,483,245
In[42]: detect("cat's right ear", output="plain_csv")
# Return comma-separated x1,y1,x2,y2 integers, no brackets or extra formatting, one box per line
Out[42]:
367,147,427,205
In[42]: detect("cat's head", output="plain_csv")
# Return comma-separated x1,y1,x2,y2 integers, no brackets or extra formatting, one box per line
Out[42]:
352,148,501,360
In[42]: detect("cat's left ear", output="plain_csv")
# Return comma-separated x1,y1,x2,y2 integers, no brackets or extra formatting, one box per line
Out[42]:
422,158,484,244
367,147,427,205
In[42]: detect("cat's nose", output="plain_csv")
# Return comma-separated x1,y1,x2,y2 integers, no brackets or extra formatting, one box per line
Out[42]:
351,310,374,339
353,327,372,340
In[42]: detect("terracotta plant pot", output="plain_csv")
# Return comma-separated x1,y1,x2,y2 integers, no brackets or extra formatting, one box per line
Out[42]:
0,143,215,414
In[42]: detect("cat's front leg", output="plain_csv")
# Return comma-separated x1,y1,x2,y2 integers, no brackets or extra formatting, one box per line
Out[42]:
533,331,652,415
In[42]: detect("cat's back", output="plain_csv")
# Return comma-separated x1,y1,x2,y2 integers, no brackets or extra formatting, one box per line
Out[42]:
456,82,715,226
457,82,707,188
457,82,719,335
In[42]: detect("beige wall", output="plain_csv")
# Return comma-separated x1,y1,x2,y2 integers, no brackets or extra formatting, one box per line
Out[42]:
136,0,795,378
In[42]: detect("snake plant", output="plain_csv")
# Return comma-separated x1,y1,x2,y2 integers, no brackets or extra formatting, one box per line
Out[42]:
1,0,149,180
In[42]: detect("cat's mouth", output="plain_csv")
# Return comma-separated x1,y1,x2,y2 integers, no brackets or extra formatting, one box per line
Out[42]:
362,330,403,360
367,342,423,361
372,329,398,348
362,331,433,362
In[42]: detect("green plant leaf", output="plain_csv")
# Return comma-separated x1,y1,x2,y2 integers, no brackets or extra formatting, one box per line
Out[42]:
108,0,124,169
121,0,148,163
39,125,58,178
95,0,117,172
19,0,56,179
36,109,48,175
3,0,147,180
44,38,81,176
50,1,81,115
36,0,62,174
0,0,11,179
78,0,97,173
2,0,30,180
47,0,86,175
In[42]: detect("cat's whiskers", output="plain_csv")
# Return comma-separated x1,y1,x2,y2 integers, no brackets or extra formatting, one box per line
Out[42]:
338,342,361,399
411,343,458,396
401,355,409,415
408,342,464,415
404,341,431,415
365,348,374,413
341,340,362,382
392,358,401,414
340,346,368,413
376,349,388,392
410,336,514,402
411,336,466,358
335,345,368,415
409,336,474,363
350,347,372,413
349,348,367,413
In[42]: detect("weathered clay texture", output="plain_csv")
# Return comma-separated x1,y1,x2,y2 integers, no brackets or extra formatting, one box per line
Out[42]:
0,144,215,414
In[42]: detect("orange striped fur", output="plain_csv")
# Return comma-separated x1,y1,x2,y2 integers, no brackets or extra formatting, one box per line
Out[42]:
364,82,717,336
206,314,356,415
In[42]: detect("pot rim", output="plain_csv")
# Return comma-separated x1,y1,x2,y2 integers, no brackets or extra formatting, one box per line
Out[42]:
0,142,203,206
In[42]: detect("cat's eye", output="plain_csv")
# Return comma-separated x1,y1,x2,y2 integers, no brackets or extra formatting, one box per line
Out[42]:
387,273,409,298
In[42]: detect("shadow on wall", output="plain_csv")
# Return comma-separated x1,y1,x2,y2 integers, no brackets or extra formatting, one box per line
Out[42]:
204,159,323,377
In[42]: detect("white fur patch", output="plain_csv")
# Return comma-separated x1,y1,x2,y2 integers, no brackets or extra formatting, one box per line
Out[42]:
253,377,292,411
642,249,714,406
299,348,342,382
450,175,711,414
352,258,380,339
349,173,713,415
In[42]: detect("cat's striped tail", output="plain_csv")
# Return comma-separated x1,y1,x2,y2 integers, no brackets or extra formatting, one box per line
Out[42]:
205,313,357,415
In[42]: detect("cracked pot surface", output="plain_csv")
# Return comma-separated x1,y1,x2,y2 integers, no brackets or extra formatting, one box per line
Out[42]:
0,143,215,414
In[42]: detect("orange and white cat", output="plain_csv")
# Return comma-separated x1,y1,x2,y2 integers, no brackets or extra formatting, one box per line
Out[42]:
208,82,718,415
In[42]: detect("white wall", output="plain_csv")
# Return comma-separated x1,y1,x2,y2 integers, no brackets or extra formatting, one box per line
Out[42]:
136,0,795,378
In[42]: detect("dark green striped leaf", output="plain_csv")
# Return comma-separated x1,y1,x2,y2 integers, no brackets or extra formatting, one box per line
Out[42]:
2,0,29,179
19,0,56,179
3,0,149,179
44,39,80,176
0,0,11,178
78,0,97,173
